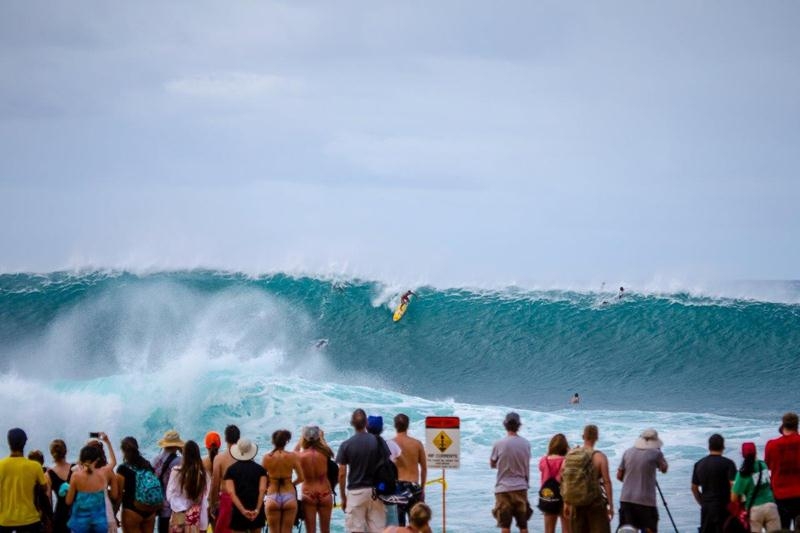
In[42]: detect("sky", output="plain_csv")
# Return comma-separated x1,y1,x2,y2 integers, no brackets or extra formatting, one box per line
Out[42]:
1,1,798,284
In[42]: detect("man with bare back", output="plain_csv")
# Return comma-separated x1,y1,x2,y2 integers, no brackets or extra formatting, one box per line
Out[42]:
391,413,428,527
210,424,240,533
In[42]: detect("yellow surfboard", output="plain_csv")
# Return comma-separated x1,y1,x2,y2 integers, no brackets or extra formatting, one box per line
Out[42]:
393,301,409,322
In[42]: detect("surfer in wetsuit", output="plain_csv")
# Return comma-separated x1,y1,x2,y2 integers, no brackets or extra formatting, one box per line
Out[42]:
400,291,416,306
618,286,625,299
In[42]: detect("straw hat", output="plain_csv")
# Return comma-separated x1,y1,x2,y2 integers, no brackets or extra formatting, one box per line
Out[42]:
157,430,185,449
231,437,258,461
634,428,663,450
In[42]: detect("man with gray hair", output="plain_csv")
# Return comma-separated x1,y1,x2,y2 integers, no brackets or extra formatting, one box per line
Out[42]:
490,412,531,533
617,428,668,533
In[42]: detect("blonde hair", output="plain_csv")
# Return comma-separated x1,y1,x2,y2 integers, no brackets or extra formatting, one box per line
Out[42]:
409,502,432,528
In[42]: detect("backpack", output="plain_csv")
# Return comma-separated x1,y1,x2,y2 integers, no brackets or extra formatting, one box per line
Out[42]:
372,436,398,500
560,448,600,507
536,458,563,514
327,457,340,494
130,464,165,513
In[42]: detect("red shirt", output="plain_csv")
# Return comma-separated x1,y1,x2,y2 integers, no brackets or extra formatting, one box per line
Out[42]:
765,433,800,499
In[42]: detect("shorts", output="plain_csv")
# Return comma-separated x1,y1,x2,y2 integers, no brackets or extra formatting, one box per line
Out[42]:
569,499,610,533
345,487,385,533
493,490,531,529
619,501,658,531
396,481,423,526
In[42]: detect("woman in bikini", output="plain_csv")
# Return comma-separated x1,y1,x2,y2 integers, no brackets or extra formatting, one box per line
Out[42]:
66,445,119,533
117,437,158,533
261,429,304,533
297,426,335,533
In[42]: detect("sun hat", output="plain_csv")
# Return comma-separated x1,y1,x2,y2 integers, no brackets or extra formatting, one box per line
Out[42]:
205,431,221,449
157,430,185,449
302,426,321,443
741,442,757,457
231,437,258,461
634,428,663,450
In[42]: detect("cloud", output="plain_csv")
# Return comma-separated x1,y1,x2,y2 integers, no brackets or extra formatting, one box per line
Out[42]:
164,72,300,100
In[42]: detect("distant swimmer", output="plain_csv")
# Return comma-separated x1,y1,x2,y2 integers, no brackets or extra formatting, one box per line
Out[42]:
570,393,581,405
400,290,417,305
314,339,329,349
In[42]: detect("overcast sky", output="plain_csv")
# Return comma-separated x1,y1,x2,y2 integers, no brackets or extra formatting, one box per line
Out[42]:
1,1,798,283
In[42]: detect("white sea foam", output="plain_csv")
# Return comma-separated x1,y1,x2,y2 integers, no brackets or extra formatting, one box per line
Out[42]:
0,367,777,532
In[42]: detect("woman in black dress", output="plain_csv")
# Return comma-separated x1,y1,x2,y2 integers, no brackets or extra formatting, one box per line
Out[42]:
224,437,267,533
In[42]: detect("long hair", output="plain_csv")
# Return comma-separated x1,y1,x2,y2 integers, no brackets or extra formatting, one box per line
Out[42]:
120,437,152,471
547,433,569,456
179,441,207,502
740,454,756,476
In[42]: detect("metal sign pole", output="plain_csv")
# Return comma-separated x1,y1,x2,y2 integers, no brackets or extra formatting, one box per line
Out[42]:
442,468,446,533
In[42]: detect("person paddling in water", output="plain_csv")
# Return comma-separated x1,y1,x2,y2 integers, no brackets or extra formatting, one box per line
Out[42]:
401,291,416,306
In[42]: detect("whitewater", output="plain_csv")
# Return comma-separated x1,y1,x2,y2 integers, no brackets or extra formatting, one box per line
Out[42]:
1,271,798,532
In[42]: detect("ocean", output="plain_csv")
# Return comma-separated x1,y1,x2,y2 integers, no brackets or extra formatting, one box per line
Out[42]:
1,271,798,531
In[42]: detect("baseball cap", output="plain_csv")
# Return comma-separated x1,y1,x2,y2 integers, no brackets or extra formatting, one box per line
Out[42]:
741,442,756,457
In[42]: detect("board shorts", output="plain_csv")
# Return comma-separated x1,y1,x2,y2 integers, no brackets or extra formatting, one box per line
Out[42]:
345,487,386,533
493,489,531,529
619,501,659,531
396,481,424,526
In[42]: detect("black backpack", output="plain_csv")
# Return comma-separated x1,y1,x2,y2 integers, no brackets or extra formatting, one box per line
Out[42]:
537,457,563,514
372,435,398,500
327,457,340,494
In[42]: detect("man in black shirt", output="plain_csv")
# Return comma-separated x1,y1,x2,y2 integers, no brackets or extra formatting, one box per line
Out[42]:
691,434,736,533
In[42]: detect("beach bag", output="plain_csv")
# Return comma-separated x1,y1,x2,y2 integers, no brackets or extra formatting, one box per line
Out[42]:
537,458,563,515
560,448,600,507
131,465,165,513
372,436,398,500
169,503,201,533
722,501,748,533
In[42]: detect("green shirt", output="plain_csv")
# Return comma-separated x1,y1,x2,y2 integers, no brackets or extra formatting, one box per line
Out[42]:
732,460,774,508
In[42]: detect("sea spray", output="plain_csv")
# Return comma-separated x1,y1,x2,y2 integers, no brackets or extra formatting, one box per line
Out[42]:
0,271,797,531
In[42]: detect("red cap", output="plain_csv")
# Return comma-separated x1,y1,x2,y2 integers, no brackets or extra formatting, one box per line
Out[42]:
204,431,221,449
741,442,756,457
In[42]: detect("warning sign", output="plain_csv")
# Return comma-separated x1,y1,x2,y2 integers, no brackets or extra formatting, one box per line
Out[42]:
425,416,460,469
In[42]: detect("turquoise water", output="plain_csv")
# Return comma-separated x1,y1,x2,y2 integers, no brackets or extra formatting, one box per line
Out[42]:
1,271,798,531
